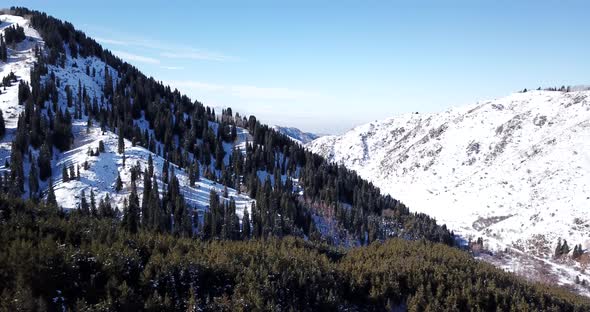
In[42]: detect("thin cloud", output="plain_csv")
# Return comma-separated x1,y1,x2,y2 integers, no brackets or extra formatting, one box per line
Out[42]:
95,37,129,46
161,66,185,70
161,51,236,62
167,80,320,100
112,50,160,64
92,31,235,62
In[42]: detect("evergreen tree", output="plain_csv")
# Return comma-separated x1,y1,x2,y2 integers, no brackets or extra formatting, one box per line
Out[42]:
9,147,24,195
122,183,140,234
115,172,123,192
99,193,113,218
69,165,76,181
242,208,251,240
79,190,89,215
147,154,154,177
572,244,584,259
0,35,7,62
118,125,125,154
38,143,52,181
562,240,571,256
62,165,69,182
28,157,39,197
0,109,5,138
90,189,96,216
162,160,169,184
141,168,151,227
46,178,57,207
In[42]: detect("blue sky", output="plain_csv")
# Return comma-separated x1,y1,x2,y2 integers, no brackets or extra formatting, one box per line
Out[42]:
9,1,590,134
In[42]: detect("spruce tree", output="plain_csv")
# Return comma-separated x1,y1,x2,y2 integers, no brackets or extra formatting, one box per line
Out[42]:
561,240,570,256
148,154,154,177
46,178,57,207
38,143,52,181
62,165,69,182
242,208,251,240
115,172,123,192
28,157,39,197
0,109,5,138
90,189,96,216
9,148,24,195
80,190,89,215
118,125,125,154
0,35,7,62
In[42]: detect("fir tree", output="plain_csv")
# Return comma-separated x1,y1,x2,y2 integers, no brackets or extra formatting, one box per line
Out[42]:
79,190,89,215
115,172,123,192
46,178,57,207
90,189,96,216
0,108,5,138
242,208,251,240
38,143,52,181
62,165,69,182
118,125,125,154
28,157,39,197
9,148,24,195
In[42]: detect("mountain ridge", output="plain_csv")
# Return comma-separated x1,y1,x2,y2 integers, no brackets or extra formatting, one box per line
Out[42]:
308,89,590,293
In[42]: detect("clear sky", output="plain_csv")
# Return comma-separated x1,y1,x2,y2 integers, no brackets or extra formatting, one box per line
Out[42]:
8,1,590,134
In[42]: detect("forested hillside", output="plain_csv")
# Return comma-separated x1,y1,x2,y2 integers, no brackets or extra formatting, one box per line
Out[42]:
0,197,589,311
0,7,454,246
0,7,588,311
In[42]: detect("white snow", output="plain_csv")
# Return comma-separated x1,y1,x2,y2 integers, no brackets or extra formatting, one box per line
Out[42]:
0,14,43,163
0,14,255,226
308,90,590,294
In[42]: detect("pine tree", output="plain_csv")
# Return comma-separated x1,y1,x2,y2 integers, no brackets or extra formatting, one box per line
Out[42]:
148,154,154,177
0,109,5,138
0,35,7,62
122,183,140,234
242,208,251,240
46,178,57,207
99,193,113,218
28,157,39,197
573,244,584,259
90,189,96,216
150,175,162,231
115,172,123,192
162,160,169,184
562,240,571,256
118,125,125,154
69,165,76,181
141,168,151,227
62,165,69,182
9,148,24,195
38,143,52,181
80,190,89,215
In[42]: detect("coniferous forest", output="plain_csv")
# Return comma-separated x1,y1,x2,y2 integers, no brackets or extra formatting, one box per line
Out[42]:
0,7,589,311
1,197,589,311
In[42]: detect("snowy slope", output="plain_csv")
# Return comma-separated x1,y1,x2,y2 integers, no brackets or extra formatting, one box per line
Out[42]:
0,14,43,163
52,123,254,220
0,14,254,225
308,90,590,293
273,125,320,144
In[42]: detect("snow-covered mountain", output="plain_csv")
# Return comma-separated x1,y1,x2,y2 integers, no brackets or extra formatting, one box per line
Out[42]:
308,90,590,292
273,125,320,144
0,14,254,221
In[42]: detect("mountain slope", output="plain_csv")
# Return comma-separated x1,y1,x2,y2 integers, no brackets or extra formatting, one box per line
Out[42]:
308,90,590,292
0,7,456,247
1,7,590,309
272,125,320,144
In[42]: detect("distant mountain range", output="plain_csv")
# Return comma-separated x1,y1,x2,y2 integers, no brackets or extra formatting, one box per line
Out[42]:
272,125,320,144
